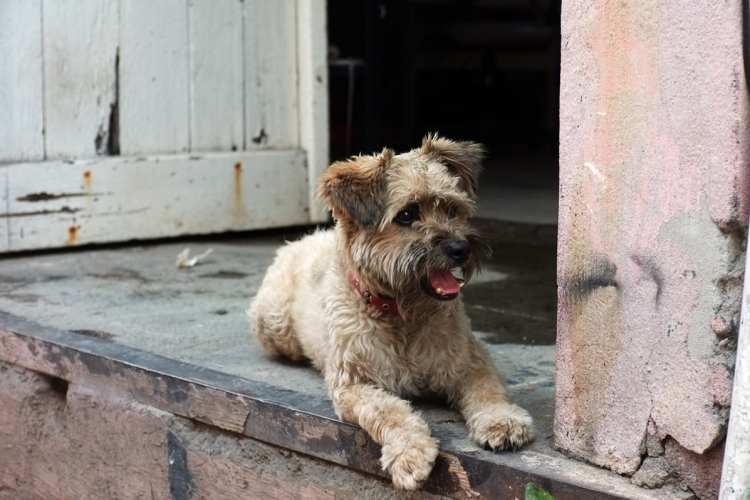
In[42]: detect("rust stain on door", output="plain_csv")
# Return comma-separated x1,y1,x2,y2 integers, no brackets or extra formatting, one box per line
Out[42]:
233,162,246,219
66,225,81,245
83,171,92,194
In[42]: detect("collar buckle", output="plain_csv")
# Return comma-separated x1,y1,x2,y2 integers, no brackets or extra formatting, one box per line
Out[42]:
347,271,400,316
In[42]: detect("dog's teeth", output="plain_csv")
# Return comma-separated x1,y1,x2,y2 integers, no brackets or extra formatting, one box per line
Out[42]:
459,281,465,288
436,287,443,295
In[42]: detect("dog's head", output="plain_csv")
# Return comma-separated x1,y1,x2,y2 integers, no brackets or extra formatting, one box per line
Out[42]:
317,134,491,316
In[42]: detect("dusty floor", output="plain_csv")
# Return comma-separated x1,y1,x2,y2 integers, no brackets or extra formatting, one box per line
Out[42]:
470,151,559,345
463,231,557,345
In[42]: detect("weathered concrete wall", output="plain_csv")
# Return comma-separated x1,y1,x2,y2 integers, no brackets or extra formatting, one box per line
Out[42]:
556,0,750,497
0,361,444,500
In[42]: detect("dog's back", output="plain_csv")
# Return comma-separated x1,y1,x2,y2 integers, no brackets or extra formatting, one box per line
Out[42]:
248,229,335,367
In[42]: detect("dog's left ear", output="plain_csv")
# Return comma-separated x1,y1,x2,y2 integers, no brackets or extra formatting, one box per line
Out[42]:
317,148,394,227
421,134,485,197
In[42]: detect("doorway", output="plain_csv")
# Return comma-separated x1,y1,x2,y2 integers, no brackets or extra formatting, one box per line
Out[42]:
327,0,561,345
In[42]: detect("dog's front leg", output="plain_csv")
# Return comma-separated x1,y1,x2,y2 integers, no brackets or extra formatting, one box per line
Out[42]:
330,383,438,490
454,359,535,451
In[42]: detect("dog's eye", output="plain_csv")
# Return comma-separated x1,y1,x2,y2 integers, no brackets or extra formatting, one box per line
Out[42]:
395,208,418,225
449,206,458,219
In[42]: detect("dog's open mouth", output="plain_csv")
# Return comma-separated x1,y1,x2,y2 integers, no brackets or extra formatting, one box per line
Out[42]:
423,269,465,301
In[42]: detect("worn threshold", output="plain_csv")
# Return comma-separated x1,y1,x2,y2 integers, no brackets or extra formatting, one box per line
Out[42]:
0,230,688,500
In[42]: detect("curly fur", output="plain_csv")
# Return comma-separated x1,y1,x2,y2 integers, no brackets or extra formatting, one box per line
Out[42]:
248,135,534,490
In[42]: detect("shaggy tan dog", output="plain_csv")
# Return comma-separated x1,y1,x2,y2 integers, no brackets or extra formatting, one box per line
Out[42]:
248,135,534,490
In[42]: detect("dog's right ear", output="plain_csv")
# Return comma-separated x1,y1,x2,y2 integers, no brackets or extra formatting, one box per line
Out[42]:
317,149,394,228
421,133,484,197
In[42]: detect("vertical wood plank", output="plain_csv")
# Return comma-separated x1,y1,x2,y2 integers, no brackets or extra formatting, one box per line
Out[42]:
119,0,190,155
244,0,299,149
297,0,330,222
42,0,119,159
188,0,244,152
0,0,45,162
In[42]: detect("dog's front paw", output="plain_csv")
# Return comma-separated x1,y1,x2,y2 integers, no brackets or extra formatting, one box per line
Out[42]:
380,433,439,490
467,403,535,451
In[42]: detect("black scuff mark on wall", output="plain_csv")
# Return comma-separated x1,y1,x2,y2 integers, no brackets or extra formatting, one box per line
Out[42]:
2,207,80,218
107,48,120,155
167,430,195,500
94,47,119,155
251,128,267,145
94,125,106,154
17,192,90,202
563,253,619,304
631,254,665,307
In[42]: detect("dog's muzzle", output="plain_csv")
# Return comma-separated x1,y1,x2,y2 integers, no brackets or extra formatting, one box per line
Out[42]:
446,240,471,265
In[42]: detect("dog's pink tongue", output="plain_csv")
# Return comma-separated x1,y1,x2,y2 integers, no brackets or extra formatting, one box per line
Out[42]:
429,269,461,295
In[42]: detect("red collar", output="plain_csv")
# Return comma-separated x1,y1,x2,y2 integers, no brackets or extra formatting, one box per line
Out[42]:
348,271,400,315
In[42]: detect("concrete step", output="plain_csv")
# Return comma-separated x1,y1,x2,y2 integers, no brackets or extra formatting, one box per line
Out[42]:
0,231,693,500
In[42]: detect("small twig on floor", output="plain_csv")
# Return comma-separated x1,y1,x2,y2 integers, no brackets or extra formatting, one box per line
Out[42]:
175,248,213,269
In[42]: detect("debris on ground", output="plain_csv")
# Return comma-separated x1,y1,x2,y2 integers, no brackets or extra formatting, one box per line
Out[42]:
175,248,213,269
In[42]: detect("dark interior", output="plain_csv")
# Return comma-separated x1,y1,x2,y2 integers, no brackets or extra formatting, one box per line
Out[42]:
327,0,561,345
327,0,561,163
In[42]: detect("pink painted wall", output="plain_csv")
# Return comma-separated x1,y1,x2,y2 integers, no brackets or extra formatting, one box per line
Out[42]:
556,0,750,497
0,362,445,500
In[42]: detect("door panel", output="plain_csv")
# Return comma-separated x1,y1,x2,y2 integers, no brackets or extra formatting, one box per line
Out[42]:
0,0,45,162
244,1,300,150
0,0,329,252
42,0,119,159
4,151,308,251
119,0,191,156
189,0,245,152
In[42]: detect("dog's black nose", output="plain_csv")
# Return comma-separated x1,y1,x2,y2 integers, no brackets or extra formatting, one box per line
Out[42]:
446,240,471,264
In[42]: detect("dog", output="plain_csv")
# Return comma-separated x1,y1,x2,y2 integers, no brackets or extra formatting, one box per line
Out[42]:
248,134,535,490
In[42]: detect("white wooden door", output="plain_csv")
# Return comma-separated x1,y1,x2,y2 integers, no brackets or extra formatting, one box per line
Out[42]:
0,0,328,252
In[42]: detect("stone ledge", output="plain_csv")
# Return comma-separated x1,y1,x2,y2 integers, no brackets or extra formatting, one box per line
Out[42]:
0,312,689,500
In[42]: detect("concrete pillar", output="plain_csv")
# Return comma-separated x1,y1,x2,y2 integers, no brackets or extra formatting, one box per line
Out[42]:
556,0,750,498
